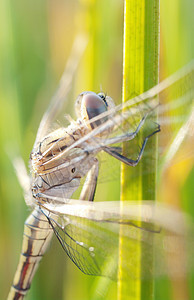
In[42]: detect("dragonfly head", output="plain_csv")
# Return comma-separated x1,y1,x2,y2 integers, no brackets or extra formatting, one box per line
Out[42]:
75,91,115,130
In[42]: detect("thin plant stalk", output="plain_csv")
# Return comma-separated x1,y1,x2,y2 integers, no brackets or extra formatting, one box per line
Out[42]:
118,1,159,300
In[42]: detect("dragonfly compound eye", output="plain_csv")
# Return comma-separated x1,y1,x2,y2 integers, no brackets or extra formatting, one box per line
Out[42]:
75,91,115,131
85,93,108,127
75,92,106,129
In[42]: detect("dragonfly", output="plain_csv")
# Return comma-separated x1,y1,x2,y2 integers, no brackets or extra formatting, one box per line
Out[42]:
7,38,194,299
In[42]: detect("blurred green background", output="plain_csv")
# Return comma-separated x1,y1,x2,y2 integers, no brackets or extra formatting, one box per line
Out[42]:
0,0,193,300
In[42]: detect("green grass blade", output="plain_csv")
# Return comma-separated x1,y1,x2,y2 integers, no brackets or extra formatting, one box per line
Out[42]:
119,1,159,300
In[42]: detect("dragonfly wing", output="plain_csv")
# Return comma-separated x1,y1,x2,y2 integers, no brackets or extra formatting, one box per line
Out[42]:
44,210,119,279
34,34,88,145
32,61,194,193
60,60,194,152
41,200,194,280
51,61,194,186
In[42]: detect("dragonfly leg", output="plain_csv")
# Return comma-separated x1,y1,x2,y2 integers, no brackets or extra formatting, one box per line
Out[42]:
79,159,99,201
97,111,150,146
103,124,160,166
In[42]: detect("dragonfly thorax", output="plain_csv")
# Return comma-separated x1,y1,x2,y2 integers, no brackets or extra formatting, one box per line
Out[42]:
29,91,117,204
30,124,98,202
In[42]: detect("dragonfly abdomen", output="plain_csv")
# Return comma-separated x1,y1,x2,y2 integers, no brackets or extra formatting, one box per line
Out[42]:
7,208,53,300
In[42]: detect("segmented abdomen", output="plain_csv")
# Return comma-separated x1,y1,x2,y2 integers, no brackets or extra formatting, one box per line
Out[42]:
7,207,53,300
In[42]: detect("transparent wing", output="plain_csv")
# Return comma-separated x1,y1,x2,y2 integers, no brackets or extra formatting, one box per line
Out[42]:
34,34,88,146
38,61,194,181
41,200,194,280
57,60,194,156
37,61,194,194
32,62,194,280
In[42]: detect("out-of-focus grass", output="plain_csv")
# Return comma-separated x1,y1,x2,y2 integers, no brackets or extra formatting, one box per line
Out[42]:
0,1,123,300
156,1,194,300
0,1,193,300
